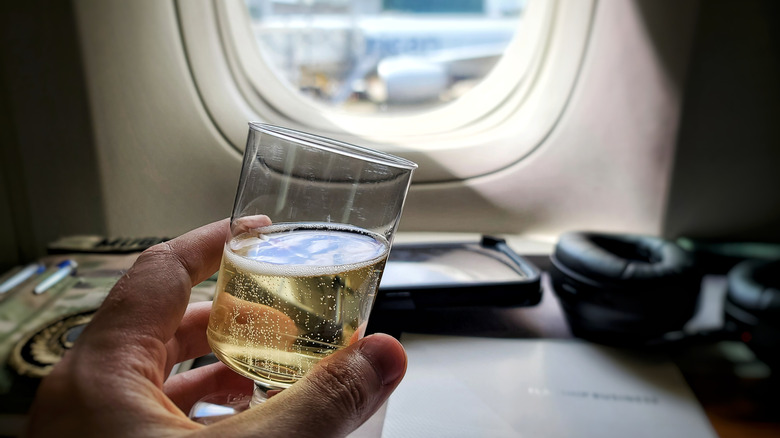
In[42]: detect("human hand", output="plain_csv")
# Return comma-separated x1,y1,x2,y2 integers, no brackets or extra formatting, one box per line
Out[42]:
26,219,407,437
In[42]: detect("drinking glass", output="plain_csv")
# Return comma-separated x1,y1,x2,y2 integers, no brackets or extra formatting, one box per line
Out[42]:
190,123,416,422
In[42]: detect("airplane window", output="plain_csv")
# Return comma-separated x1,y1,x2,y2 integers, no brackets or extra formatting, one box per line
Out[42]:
242,0,528,115
178,0,592,181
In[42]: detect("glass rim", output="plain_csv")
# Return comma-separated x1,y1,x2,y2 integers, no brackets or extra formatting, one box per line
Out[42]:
249,122,418,171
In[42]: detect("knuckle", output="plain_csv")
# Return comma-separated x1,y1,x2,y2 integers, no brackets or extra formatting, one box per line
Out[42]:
140,242,180,265
139,241,171,258
121,335,168,384
136,242,192,281
311,359,373,419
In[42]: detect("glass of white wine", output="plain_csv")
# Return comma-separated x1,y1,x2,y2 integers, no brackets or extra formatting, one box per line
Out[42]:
190,123,416,423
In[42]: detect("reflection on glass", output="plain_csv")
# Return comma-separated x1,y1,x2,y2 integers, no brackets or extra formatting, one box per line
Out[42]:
244,0,527,113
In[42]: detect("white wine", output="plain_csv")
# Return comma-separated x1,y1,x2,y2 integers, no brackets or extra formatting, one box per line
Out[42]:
207,223,389,389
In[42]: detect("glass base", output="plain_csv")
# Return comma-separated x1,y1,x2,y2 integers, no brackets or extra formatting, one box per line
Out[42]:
250,382,273,406
189,382,277,424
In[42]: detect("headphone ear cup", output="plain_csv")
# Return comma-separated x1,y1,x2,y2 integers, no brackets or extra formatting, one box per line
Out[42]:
726,259,780,368
550,232,701,346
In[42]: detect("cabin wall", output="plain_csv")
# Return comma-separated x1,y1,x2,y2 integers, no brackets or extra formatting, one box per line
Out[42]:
0,1,105,272
663,0,780,242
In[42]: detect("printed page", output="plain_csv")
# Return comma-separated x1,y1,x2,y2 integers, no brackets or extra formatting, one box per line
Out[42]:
381,334,716,438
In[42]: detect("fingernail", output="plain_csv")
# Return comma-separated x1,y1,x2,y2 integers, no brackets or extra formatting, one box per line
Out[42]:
359,334,406,386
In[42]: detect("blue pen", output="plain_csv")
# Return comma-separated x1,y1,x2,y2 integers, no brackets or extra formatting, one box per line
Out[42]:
0,263,46,294
34,260,78,295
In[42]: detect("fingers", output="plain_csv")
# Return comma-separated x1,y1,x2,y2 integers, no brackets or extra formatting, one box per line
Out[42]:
77,219,229,375
164,362,254,414
73,220,228,388
200,334,406,438
232,215,272,236
164,301,214,376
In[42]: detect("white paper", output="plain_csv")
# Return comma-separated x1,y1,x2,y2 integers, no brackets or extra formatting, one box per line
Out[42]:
381,334,716,438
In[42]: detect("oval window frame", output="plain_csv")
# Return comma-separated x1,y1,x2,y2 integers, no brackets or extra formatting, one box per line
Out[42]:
176,0,595,182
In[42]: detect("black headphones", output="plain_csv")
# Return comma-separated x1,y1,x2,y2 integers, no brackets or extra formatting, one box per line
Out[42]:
549,231,780,367
725,258,780,367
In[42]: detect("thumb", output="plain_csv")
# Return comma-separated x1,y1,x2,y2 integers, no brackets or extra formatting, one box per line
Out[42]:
202,334,406,438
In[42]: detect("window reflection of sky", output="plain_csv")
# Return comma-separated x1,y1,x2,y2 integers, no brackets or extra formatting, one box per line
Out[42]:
240,229,387,266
